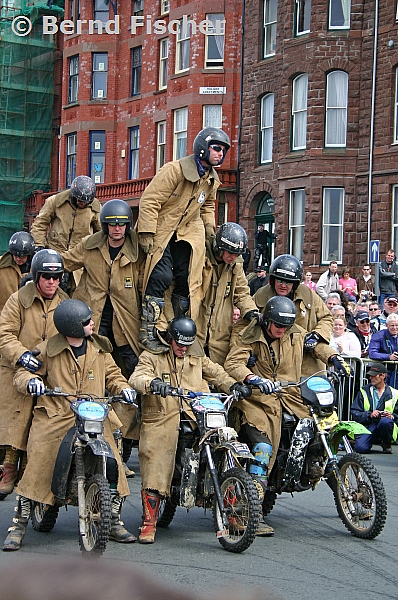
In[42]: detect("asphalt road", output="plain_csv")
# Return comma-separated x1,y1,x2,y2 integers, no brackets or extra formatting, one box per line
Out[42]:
0,448,397,600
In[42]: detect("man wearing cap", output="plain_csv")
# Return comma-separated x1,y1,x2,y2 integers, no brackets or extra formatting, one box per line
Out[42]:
368,313,398,388
351,363,398,454
379,249,398,307
377,296,398,330
350,310,376,358
249,267,268,296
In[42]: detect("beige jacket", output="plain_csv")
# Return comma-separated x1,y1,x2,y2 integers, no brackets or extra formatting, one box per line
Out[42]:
0,252,27,313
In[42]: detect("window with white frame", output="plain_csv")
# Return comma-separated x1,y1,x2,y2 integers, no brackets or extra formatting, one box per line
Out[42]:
133,0,144,16
131,46,142,96
289,189,306,260
156,121,166,171
263,0,277,58
205,13,225,68
66,132,77,188
175,19,190,73
329,0,350,29
92,53,108,99
292,73,308,150
129,126,140,179
217,197,228,226
93,0,108,23
393,186,398,250
325,70,348,147
260,93,274,164
90,131,105,184
161,0,169,14
159,38,168,90
68,55,79,104
394,67,398,143
203,105,222,128
322,187,344,263
295,0,311,35
173,107,188,159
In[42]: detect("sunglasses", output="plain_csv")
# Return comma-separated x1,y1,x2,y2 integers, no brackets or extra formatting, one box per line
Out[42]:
41,273,61,281
369,307,379,311
82,317,92,327
358,319,370,324
209,144,225,153
275,279,292,284
107,221,127,227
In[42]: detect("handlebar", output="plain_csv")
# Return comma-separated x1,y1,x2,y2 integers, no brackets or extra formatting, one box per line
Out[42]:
43,388,129,405
154,386,237,407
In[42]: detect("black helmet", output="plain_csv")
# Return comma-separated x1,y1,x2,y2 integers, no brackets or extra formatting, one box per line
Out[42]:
100,199,132,235
263,296,296,329
31,249,64,283
70,176,96,206
193,127,231,164
213,222,248,258
269,254,303,291
8,231,35,257
54,299,92,338
168,316,196,346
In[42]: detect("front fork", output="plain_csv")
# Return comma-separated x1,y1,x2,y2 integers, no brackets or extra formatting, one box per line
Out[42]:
320,432,357,515
205,444,232,530
75,440,107,539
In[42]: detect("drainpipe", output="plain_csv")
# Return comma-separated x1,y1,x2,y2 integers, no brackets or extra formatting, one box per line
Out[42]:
236,0,245,224
367,0,379,263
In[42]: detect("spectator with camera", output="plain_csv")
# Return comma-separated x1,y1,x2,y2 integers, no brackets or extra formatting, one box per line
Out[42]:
356,264,375,298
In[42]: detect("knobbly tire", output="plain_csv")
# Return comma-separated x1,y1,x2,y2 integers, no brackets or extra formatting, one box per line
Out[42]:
213,467,260,553
157,496,178,528
78,474,111,556
31,502,60,532
262,491,277,517
333,452,387,539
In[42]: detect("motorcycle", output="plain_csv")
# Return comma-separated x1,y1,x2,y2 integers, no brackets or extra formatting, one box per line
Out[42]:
154,388,260,553
30,389,134,556
253,372,387,539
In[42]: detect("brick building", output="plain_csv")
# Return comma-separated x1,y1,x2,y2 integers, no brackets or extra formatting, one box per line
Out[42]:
238,0,398,276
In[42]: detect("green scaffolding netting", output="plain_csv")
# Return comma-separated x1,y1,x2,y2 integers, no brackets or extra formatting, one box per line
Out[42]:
0,0,64,252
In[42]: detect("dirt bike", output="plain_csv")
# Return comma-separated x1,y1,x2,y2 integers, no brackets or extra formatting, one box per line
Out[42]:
252,372,387,539
30,389,133,556
155,388,260,553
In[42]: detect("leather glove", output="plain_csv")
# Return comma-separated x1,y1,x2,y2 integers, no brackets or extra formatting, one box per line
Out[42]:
331,355,351,377
18,350,42,373
244,310,262,323
150,378,172,398
122,388,137,404
34,245,45,254
138,232,154,254
248,375,275,394
230,382,252,399
303,331,320,351
247,352,258,368
204,223,215,240
27,378,45,396
59,271,70,293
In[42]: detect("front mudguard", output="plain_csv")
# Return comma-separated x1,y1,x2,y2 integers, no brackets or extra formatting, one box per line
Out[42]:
282,418,315,491
328,421,371,455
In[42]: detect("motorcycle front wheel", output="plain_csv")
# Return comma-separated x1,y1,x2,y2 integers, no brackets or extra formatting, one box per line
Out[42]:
31,503,59,532
333,452,387,539
78,474,111,556
157,495,178,528
213,467,260,553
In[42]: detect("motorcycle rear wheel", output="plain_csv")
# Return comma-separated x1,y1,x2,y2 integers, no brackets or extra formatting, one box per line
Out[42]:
157,496,178,528
333,452,387,539
213,467,260,553
31,503,59,532
262,491,277,516
78,474,111,556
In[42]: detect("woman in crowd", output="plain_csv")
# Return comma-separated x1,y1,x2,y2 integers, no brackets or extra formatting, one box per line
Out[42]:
330,316,361,358
303,270,317,291
339,267,358,302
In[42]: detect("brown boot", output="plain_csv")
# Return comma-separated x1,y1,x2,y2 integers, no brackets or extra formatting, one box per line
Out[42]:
2,495,31,551
0,463,19,498
138,490,161,544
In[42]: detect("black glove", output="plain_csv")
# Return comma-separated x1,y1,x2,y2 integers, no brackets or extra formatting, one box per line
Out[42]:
27,378,45,396
331,355,351,377
244,310,262,323
230,382,252,399
303,331,320,351
18,350,42,373
248,375,275,394
59,272,70,293
246,352,258,368
34,246,45,254
150,378,172,398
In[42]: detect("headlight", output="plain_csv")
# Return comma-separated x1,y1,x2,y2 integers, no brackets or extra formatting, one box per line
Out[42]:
206,413,226,428
316,391,334,406
84,420,103,434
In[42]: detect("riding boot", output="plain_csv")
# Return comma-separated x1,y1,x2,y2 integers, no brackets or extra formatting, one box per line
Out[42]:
139,489,161,544
2,495,31,551
109,493,137,543
138,295,169,354
0,447,20,499
171,294,190,317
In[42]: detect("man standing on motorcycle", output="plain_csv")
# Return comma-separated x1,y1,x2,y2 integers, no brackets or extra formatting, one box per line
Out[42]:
2,299,137,551
129,315,250,544
224,296,350,536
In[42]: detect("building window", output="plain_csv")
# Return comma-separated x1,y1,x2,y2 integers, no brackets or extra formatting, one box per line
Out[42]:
260,93,274,164
394,67,398,143
159,38,168,90
133,0,144,16
217,199,228,225
90,131,105,184
69,0,80,21
175,19,190,73
393,186,398,249
322,187,344,263
68,55,79,104
325,70,348,147
295,0,311,35
129,126,140,179
131,46,142,96
157,121,166,171
66,133,77,188
161,0,170,14
329,0,350,29
203,105,222,128
292,73,308,151
93,0,109,23
263,0,277,58
289,189,306,260
92,53,108,99
173,107,188,159
205,13,225,69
